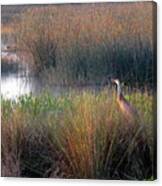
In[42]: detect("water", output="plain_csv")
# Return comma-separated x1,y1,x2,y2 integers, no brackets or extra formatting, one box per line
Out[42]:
1,51,101,100
1,68,73,100
1,74,30,99
1,73,101,100
1,51,48,99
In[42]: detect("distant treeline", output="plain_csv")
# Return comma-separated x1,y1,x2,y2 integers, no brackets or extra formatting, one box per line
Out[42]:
3,2,156,88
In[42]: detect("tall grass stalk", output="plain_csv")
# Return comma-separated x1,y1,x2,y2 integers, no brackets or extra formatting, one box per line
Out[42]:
1,89,155,179
11,2,156,87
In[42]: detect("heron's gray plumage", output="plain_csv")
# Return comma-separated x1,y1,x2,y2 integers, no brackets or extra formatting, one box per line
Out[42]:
112,79,138,122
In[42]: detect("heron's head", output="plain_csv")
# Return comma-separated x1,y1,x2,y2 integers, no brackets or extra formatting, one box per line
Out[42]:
111,78,120,86
111,79,121,96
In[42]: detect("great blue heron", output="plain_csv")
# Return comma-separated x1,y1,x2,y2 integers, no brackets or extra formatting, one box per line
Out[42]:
112,79,138,123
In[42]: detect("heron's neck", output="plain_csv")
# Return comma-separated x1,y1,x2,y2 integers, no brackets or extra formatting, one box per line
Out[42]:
116,83,121,97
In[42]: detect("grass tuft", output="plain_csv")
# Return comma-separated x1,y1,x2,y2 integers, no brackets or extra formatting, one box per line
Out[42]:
1,89,156,179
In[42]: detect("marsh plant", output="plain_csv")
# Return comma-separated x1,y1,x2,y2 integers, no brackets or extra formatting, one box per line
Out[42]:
1,2,156,180
11,2,156,87
1,89,156,179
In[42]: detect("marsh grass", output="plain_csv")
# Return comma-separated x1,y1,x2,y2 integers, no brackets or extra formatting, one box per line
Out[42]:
1,2,156,179
9,2,156,87
1,89,156,179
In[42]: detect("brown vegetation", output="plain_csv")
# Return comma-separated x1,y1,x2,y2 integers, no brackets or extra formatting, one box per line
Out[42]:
8,2,156,87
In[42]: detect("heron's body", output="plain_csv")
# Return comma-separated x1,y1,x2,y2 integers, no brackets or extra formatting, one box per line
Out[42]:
112,79,138,123
117,93,138,122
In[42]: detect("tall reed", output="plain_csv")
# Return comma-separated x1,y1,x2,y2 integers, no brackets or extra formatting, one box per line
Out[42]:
12,2,155,87
1,89,156,179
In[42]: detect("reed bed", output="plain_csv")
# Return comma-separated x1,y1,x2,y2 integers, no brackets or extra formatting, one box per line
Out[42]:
9,2,156,87
1,89,156,179
1,2,156,180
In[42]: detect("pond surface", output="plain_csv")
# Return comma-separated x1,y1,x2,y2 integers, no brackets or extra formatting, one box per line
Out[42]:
1,73,102,100
1,74,49,99
1,51,102,100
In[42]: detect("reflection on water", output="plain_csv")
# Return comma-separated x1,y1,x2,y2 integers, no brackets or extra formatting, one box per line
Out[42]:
1,73,71,100
1,51,102,100
1,73,101,100
1,74,31,99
